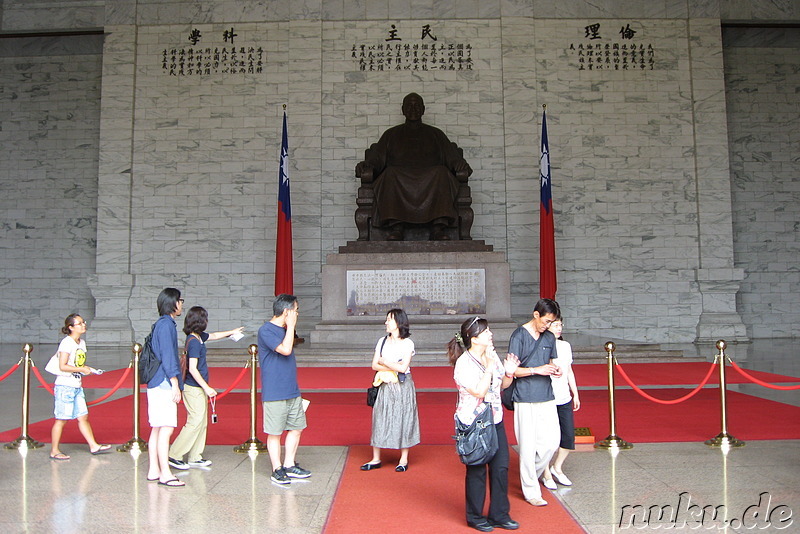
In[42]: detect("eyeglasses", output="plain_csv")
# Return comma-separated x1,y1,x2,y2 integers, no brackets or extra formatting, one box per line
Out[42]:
178,299,185,304
550,322,564,328
72,321,86,326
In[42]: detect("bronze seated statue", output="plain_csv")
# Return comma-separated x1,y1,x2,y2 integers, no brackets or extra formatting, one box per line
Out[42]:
354,93,474,241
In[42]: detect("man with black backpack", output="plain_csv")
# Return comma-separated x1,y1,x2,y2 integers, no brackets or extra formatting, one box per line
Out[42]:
144,287,186,487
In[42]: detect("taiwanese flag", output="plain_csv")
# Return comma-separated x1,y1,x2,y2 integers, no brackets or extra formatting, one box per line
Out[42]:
275,110,293,296
539,107,557,299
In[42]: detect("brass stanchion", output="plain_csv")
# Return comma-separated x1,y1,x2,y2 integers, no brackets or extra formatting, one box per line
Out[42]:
5,343,45,450
235,344,267,452
595,341,633,450
118,343,148,452
705,340,745,448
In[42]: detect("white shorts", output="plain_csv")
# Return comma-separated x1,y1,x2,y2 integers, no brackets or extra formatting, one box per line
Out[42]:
147,386,178,428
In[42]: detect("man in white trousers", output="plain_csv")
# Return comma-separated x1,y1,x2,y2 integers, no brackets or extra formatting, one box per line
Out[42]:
508,298,562,506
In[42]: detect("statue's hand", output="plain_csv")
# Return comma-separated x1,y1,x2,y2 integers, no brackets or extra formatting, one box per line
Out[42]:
452,161,472,181
355,161,374,181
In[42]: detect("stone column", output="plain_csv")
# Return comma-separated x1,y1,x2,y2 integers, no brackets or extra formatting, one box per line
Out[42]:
88,24,137,344
689,19,747,343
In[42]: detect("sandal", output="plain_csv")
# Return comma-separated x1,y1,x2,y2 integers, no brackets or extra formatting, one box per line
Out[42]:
91,444,112,455
49,452,70,461
157,478,186,487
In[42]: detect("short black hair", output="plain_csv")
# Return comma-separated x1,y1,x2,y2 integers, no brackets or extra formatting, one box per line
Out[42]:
157,287,182,316
534,298,560,318
272,294,297,317
183,306,208,335
387,308,411,339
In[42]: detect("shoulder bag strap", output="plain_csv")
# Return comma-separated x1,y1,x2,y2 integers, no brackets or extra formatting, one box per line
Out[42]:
518,329,546,369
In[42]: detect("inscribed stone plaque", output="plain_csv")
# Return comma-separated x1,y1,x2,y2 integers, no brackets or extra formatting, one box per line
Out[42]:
346,269,485,316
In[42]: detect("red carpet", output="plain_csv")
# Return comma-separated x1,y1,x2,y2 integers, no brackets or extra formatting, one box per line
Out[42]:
74,363,799,391
5,386,800,446
324,445,584,534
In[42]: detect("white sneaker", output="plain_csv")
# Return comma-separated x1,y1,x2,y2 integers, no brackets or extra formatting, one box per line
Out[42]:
188,458,212,468
551,470,572,486
542,477,557,490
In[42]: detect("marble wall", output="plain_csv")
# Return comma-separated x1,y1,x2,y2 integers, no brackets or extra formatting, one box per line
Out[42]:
0,34,103,343
0,0,797,346
725,27,800,338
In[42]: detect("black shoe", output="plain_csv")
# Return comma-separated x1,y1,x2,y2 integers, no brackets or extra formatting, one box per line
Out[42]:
168,457,189,470
283,464,311,478
360,461,382,471
270,467,291,484
395,464,408,472
490,519,520,530
432,225,451,240
467,521,494,532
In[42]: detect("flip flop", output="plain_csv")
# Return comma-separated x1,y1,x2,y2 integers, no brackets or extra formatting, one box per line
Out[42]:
157,478,185,487
49,452,70,461
91,444,112,455
147,476,159,482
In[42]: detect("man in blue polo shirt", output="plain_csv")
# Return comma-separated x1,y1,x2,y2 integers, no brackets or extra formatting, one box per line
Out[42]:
258,293,311,484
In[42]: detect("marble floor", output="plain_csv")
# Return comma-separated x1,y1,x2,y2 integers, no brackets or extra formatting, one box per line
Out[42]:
0,339,798,533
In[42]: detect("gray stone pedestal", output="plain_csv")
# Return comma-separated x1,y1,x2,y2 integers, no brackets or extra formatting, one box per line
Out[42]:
695,268,749,344
311,242,517,350
87,274,135,346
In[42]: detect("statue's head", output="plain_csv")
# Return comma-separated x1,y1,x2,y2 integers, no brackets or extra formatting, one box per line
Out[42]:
402,93,425,122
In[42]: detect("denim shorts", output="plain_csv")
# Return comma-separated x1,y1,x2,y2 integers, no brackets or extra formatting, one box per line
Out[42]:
54,385,88,420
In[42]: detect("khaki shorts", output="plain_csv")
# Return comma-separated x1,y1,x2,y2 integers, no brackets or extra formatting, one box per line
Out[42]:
262,396,307,435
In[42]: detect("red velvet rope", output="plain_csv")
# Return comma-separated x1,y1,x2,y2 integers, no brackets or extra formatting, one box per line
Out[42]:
615,361,718,404
728,359,800,391
32,363,135,404
31,364,55,395
214,363,251,401
32,359,251,406
87,366,133,405
0,363,20,383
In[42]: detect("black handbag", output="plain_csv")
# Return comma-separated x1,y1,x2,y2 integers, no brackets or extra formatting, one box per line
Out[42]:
366,336,389,408
366,385,379,407
454,403,498,465
501,380,516,411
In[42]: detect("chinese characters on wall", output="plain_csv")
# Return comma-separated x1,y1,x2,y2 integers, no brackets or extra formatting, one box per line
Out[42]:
346,269,486,316
162,27,265,76
568,22,655,71
351,24,474,72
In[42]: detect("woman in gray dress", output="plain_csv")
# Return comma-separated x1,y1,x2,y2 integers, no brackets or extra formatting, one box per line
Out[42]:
360,309,421,472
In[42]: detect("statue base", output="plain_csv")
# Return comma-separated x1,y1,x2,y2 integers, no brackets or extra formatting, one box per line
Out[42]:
338,240,493,254
311,243,516,349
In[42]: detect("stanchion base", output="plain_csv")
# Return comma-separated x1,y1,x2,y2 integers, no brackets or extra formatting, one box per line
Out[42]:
234,438,267,453
4,435,45,450
117,438,148,453
594,435,634,450
705,433,745,448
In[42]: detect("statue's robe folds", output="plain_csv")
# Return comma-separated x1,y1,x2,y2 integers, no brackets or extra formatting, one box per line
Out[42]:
366,122,467,228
